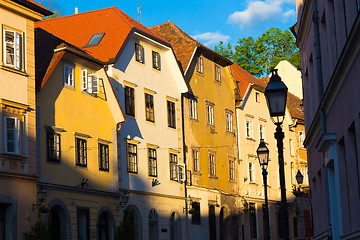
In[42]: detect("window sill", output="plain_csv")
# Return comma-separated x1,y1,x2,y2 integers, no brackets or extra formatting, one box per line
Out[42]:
152,67,161,72
192,172,201,176
75,164,87,169
190,117,199,122
209,175,218,179
47,159,61,164
1,65,27,76
128,171,138,175
135,60,145,65
214,80,221,85
99,168,109,172
246,137,256,142
0,153,26,160
196,71,204,76
64,84,75,91
167,126,177,131
145,120,156,125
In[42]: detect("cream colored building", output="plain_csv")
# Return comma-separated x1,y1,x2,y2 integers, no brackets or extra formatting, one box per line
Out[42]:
0,0,51,238
232,63,302,239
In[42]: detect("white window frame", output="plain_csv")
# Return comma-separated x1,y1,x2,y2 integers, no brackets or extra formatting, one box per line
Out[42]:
3,29,22,70
248,161,255,183
63,63,75,87
169,153,178,181
135,43,144,63
226,112,233,132
177,163,185,182
214,65,221,82
259,123,266,141
196,56,203,73
192,149,199,172
81,69,99,94
209,153,216,176
206,104,214,125
189,99,198,119
4,116,21,155
245,120,253,139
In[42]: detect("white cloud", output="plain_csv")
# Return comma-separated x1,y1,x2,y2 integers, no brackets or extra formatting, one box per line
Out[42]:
228,0,295,29
192,31,230,47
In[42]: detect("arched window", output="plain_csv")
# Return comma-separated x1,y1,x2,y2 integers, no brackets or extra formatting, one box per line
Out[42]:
149,209,158,240
170,212,181,240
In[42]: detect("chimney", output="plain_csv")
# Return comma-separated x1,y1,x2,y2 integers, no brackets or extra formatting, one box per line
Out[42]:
75,7,78,14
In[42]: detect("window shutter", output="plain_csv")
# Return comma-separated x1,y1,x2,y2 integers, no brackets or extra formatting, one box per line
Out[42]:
17,118,22,154
177,163,185,182
81,69,88,91
15,32,21,70
92,74,99,93
87,75,92,93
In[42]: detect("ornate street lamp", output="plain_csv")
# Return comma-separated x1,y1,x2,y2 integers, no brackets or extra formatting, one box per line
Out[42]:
32,187,47,212
257,139,270,240
265,69,289,240
296,170,304,191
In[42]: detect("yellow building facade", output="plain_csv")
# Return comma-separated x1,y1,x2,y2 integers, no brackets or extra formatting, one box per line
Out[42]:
36,41,125,239
0,0,51,238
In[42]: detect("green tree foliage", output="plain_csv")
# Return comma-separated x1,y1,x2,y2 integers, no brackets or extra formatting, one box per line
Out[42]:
23,220,51,240
214,28,300,76
37,0,63,19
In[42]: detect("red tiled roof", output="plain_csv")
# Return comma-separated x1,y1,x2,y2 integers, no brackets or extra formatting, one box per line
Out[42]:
35,7,167,63
150,21,232,73
230,63,267,98
287,92,304,120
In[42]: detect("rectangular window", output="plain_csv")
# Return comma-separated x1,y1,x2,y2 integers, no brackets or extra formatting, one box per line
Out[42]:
98,143,109,171
226,112,233,132
167,101,176,128
209,153,216,176
255,92,260,103
124,86,135,117
135,43,144,63
193,149,199,172
169,153,178,180
249,203,257,238
127,143,138,173
189,99,198,119
206,104,214,125
152,51,160,70
148,148,157,177
47,131,60,162
299,131,305,147
64,63,75,87
259,124,266,140
77,208,90,240
145,93,155,122
81,69,99,93
249,162,255,183
196,57,203,73
191,202,201,224
214,65,221,82
229,158,235,181
75,138,87,167
3,29,22,70
4,116,21,155
245,120,253,138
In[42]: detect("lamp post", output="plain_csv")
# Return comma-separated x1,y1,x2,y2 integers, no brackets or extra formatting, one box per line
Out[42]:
257,139,270,240
296,169,304,192
265,69,289,240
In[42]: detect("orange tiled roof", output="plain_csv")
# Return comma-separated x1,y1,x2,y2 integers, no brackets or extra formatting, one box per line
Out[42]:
35,7,167,63
287,92,304,121
230,63,267,98
150,21,232,73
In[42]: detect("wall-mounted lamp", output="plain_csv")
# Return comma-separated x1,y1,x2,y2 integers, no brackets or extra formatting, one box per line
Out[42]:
120,192,130,208
32,187,47,212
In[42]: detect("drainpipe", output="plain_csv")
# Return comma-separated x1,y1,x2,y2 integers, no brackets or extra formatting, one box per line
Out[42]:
311,0,331,238
181,93,189,240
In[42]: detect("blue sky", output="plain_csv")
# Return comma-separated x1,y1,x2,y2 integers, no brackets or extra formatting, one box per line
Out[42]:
40,0,297,49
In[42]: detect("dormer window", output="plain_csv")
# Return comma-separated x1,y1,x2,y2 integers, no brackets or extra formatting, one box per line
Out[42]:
85,33,105,47
81,69,99,94
152,51,160,70
135,43,144,63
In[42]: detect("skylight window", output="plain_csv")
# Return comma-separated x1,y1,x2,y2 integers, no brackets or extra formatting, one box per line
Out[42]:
85,33,105,47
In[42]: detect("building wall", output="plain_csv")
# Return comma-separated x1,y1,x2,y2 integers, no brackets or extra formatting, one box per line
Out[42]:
296,0,360,238
236,86,298,239
107,33,188,240
0,0,45,237
273,60,303,99
183,52,239,240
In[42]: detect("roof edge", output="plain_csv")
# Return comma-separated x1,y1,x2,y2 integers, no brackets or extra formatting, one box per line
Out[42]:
11,0,53,16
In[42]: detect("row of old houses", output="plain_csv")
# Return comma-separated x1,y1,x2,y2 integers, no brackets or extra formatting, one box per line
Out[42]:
0,1,310,239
